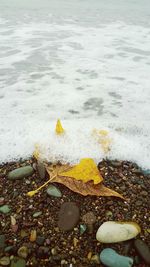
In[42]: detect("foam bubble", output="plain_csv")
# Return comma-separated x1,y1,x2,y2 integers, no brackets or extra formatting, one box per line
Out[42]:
0,0,150,169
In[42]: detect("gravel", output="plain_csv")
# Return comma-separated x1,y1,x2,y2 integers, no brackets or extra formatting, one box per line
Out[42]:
0,158,149,266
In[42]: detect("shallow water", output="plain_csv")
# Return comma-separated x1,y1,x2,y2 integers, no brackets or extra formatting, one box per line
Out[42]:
0,0,150,168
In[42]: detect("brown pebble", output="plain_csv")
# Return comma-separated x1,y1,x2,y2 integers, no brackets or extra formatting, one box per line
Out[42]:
58,202,80,231
134,239,150,264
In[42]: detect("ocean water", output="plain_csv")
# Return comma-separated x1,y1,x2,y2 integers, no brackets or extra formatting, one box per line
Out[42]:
0,0,150,168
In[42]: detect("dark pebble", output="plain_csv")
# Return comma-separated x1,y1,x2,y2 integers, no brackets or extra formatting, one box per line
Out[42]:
37,161,46,179
36,246,49,258
134,239,150,264
0,235,6,249
36,236,45,246
110,160,122,167
135,200,143,206
123,240,133,255
58,202,80,231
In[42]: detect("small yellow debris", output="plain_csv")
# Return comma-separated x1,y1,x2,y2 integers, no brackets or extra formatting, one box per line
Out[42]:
33,144,40,160
92,129,112,153
27,178,54,197
27,190,37,197
87,251,92,260
73,237,78,247
98,129,109,136
55,119,65,135
30,230,37,242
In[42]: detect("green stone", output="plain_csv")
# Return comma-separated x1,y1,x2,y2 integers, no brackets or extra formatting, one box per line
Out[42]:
80,224,87,235
33,211,42,218
46,185,62,197
0,205,11,214
8,166,34,180
10,257,26,267
100,248,133,267
0,256,10,266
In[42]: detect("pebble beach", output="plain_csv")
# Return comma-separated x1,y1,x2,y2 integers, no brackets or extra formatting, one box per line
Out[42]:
0,0,150,266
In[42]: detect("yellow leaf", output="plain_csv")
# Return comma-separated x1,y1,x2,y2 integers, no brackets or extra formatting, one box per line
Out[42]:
55,119,65,135
60,158,103,184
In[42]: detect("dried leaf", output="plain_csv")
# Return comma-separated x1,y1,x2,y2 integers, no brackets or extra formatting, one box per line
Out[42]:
60,158,103,185
49,172,124,198
27,160,124,199
55,119,65,135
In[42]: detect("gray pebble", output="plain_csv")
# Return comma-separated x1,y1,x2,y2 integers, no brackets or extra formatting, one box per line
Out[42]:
8,166,34,180
47,185,62,198
33,211,42,218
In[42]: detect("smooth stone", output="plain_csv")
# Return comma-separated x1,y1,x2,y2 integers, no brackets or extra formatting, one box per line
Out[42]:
0,256,10,266
10,257,26,267
47,185,62,198
37,160,46,179
33,211,42,218
17,246,28,259
58,202,80,231
0,235,6,248
134,239,150,264
0,205,11,214
100,248,133,267
96,221,141,243
8,166,34,180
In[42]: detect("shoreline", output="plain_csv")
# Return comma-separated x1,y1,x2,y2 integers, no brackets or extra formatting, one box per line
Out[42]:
0,157,149,266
